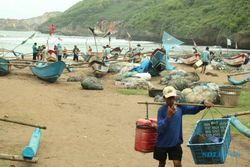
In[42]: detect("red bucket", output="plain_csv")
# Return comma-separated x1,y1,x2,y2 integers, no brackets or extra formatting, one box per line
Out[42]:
134,118,157,153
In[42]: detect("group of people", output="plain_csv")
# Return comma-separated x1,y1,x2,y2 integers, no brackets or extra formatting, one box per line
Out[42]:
32,43,81,62
32,43,47,61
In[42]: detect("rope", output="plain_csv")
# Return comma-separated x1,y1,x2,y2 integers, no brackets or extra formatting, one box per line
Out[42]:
212,107,225,118
200,108,210,120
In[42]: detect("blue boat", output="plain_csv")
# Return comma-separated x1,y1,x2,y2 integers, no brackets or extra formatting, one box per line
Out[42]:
227,75,250,85
31,61,66,83
0,58,10,76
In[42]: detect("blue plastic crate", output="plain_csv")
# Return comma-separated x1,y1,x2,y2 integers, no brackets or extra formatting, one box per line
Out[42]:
187,118,231,164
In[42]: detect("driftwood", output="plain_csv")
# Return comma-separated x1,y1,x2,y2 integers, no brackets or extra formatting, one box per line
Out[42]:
0,154,38,163
0,118,47,129
137,101,235,108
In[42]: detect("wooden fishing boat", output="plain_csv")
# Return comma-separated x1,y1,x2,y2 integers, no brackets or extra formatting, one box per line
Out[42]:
47,50,57,62
31,61,66,83
0,58,10,76
180,53,200,65
222,54,247,67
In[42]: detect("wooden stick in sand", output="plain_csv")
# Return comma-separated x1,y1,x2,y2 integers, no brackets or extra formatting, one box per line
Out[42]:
0,118,47,129
0,154,38,163
137,101,235,108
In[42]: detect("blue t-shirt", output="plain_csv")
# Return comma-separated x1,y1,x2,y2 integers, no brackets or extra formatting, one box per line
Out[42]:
156,104,205,148
32,45,38,54
201,50,210,62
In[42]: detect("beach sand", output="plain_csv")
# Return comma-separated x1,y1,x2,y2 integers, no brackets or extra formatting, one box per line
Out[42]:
0,62,249,167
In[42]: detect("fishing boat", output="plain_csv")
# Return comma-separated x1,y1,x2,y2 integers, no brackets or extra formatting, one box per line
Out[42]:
180,53,200,65
227,71,250,85
31,61,66,83
0,58,10,76
222,54,247,67
227,75,250,85
47,50,57,62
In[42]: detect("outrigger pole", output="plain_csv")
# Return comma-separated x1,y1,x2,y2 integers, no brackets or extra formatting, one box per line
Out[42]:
138,101,235,108
0,118,47,130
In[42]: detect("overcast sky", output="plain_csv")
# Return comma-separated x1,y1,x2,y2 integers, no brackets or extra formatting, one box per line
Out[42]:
0,0,81,19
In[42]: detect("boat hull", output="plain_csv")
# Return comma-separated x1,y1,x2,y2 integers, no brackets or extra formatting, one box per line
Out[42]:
31,61,66,83
222,54,246,67
0,58,10,76
180,54,200,65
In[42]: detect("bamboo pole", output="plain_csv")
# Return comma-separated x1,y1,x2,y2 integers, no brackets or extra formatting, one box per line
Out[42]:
0,154,38,163
0,118,47,130
222,111,250,118
137,101,235,108
228,71,250,76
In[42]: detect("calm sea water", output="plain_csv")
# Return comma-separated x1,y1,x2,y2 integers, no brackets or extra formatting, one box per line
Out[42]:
0,30,162,55
0,30,248,57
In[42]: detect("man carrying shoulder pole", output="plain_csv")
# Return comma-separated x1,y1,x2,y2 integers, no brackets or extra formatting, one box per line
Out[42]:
153,86,214,167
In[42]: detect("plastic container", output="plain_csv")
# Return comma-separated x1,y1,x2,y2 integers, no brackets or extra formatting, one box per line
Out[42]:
134,118,157,153
187,118,231,164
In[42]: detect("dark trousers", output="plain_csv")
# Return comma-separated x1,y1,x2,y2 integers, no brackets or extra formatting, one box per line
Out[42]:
73,54,78,62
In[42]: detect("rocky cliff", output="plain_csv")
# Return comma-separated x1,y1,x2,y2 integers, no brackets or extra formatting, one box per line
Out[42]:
0,12,60,31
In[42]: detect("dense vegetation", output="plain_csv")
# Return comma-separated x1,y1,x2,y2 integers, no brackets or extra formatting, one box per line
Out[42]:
38,0,250,49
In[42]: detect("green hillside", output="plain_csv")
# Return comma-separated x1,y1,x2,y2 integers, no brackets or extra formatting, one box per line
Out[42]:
37,0,250,49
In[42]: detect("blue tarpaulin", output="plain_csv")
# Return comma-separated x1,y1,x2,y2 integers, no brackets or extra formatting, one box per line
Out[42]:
130,59,151,73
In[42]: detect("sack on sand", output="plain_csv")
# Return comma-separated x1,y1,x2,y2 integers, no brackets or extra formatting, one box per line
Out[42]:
81,76,103,90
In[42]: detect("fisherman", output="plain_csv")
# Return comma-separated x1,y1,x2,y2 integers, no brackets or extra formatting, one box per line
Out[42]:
132,44,144,63
63,47,68,59
73,45,80,62
133,44,144,56
56,43,63,61
40,45,47,61
87,46,93,56
32,43,39,60
201,47,210,74
153,86,214,167
103,45,112,61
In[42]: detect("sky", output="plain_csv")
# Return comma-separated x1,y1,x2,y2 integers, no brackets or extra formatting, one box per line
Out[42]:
0,0,81,19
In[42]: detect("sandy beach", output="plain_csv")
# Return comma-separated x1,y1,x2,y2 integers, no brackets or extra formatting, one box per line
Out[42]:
0,62,249,167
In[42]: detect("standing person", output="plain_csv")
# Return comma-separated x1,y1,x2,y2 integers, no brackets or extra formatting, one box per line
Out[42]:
103,45,112,60
134,44,144,55
73,45,80,62
87,46,93,56
63,47,68,59
32,43,38,60
153,86,214,167
40,45,47,61
56,43,63,61
132,44,144,63
201,47,210,74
